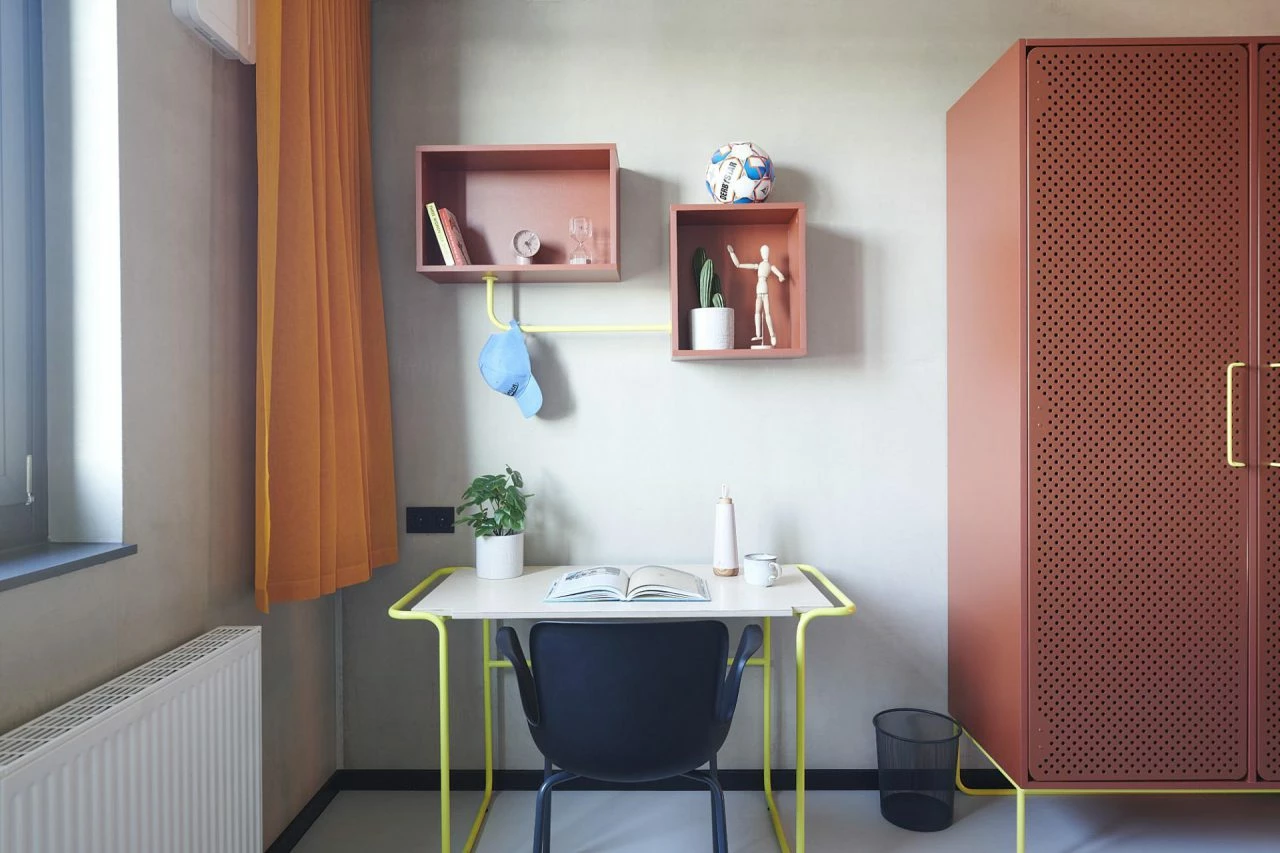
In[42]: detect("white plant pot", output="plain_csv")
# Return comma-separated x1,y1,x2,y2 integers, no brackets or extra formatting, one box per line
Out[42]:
691,307,734,350
475,532,525,580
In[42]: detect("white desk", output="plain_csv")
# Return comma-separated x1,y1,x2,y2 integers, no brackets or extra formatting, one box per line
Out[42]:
412,564,833,620
389,563,854,853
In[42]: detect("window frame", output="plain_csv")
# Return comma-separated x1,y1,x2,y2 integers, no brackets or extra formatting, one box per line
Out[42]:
0,0,47,551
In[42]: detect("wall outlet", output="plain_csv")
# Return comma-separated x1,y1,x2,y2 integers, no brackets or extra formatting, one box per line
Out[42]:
406,506,455,534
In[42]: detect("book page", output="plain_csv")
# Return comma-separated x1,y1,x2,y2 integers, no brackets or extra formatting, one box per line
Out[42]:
545,566,630,601
625,566,710,601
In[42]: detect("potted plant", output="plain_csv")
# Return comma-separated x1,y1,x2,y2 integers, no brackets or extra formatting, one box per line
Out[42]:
690,247,734,350
457,466,533,580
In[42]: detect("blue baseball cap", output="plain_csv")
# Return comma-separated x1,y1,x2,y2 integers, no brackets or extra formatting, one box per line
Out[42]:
478,321,543,418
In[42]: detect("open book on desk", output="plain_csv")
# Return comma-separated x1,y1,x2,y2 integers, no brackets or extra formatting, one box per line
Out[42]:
544,565,710,603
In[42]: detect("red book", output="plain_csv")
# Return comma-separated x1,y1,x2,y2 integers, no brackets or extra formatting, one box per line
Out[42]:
439,208,471,266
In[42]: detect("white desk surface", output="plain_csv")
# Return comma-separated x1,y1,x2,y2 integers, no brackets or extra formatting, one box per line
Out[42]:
410,564,834,620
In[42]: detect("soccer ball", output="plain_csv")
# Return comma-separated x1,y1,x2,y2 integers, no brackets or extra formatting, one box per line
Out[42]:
705,141,774,204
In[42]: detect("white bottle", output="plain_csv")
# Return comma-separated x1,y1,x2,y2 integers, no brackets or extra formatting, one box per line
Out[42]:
713,484,739,577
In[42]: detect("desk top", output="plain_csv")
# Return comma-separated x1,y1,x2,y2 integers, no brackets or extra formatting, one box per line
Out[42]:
408,564,835,620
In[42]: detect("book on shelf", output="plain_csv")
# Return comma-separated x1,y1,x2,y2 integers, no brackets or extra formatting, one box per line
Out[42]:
425,202,455,265
439,208,472,265
544,565,710,603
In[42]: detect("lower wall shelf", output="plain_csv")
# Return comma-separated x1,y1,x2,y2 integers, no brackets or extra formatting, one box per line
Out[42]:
669,203,808,361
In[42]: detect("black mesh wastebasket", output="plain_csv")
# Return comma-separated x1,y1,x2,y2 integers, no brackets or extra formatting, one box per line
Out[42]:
872,708,961,832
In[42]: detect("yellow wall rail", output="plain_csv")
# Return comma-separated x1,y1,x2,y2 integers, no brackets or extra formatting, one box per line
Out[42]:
484,274,671,334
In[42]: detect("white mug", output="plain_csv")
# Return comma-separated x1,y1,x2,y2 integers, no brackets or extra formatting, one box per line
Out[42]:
743,553,780,587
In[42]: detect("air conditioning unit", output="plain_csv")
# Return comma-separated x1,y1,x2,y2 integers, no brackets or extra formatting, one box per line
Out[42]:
172,0,255,65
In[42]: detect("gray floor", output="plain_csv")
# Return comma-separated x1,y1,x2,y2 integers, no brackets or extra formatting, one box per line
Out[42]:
293,788,1280,852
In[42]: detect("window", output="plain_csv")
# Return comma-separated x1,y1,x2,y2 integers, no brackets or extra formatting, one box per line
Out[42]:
0,0,46,550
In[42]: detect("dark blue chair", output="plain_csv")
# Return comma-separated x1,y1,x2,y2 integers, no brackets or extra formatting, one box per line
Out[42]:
496,620,763,853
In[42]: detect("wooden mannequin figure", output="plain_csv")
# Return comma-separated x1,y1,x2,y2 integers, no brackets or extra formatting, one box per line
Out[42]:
727,244,786,348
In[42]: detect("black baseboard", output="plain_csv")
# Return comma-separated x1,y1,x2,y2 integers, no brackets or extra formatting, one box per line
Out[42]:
267,768,1012,851
264,774,341,853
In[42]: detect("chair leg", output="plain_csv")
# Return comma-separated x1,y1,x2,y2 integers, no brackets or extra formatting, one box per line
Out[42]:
531,769,575,853
708,757,723,853
706,773,728,853
683,768,728,853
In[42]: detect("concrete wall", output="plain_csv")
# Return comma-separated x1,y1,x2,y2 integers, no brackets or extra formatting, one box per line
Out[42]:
0,3,337,845
345,0,1280,772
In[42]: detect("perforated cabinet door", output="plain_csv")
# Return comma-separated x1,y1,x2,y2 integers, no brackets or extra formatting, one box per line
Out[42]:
1028,46,1250,782
1260,45,1280,783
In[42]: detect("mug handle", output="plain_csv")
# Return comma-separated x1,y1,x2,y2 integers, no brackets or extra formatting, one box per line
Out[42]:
768,561,780,584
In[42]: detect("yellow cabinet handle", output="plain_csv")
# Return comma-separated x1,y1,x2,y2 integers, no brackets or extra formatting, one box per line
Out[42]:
1271,363,1280,469
1227,362,1246,468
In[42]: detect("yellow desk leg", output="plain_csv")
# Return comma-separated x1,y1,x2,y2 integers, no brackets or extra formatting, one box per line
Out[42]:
459,618,497,852
433,615,452,852
761,616,791,853
794,564,857,853
389,567,493,852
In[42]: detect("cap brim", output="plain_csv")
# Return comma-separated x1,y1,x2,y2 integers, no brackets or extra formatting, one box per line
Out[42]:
515,375,543,418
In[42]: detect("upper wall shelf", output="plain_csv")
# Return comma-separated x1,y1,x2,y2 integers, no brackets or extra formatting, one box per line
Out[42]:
415,144,620,284
668,203,807,360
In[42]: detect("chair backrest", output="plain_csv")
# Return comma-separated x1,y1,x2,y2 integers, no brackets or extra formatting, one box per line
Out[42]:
527,620,730,783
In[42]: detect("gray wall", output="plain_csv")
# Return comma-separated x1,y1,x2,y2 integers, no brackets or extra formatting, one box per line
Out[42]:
0,3,336,846
347,0,1280,772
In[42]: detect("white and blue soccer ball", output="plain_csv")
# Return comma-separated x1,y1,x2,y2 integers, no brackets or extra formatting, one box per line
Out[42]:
705,141,774,204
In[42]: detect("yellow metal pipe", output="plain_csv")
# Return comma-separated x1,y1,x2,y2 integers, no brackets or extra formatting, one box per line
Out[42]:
437,617,452,851
391,564,857,853
957,729,1280,853
460,619,496,852
793,564,857,853
760,616,792,853
484,274,671,334
388,567,480,853
1015,788,1026,853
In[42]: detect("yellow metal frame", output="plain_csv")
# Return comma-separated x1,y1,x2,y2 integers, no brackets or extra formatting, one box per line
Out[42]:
388,563,854,853
955,729,1280,853
483,274,671,334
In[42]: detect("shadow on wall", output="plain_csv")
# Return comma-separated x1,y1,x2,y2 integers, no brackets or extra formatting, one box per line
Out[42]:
619,168,678,285
526,335,574,421
336,0,479,772
806,225,867,364
776,166,869,365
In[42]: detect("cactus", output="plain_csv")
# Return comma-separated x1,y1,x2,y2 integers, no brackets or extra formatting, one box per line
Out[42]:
691,247,709,284
695,248,726,309
699,257,714,308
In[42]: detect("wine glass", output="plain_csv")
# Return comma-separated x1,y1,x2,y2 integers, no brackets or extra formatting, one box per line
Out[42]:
569,216,592,264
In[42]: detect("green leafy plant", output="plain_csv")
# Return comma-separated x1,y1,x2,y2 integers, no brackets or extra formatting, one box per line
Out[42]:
457,466,533,537
694,247,724,309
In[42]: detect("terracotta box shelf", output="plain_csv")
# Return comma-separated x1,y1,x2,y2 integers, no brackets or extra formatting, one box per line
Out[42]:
415,144,620,284
668,203,807,360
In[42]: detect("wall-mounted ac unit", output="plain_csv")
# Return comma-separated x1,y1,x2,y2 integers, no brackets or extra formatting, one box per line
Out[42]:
172,0,255,65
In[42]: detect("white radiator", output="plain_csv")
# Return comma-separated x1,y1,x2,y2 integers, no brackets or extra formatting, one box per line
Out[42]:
0,626,262,853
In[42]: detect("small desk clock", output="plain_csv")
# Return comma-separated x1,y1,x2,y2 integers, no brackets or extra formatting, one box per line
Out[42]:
513,229,541,265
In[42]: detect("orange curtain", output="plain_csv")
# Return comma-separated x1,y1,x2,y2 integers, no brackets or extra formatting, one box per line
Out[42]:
255,0,398,611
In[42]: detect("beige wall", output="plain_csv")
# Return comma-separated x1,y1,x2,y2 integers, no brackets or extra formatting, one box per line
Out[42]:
346,0,1280,771
0,3,336,846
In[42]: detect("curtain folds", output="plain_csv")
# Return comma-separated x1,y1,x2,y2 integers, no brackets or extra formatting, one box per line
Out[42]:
255,0,398,612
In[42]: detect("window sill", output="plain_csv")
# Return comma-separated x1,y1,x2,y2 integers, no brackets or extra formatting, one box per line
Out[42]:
0,542,137,593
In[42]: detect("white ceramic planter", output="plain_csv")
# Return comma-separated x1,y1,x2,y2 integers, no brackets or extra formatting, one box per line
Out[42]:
475,532,525,580
691,307,734,350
